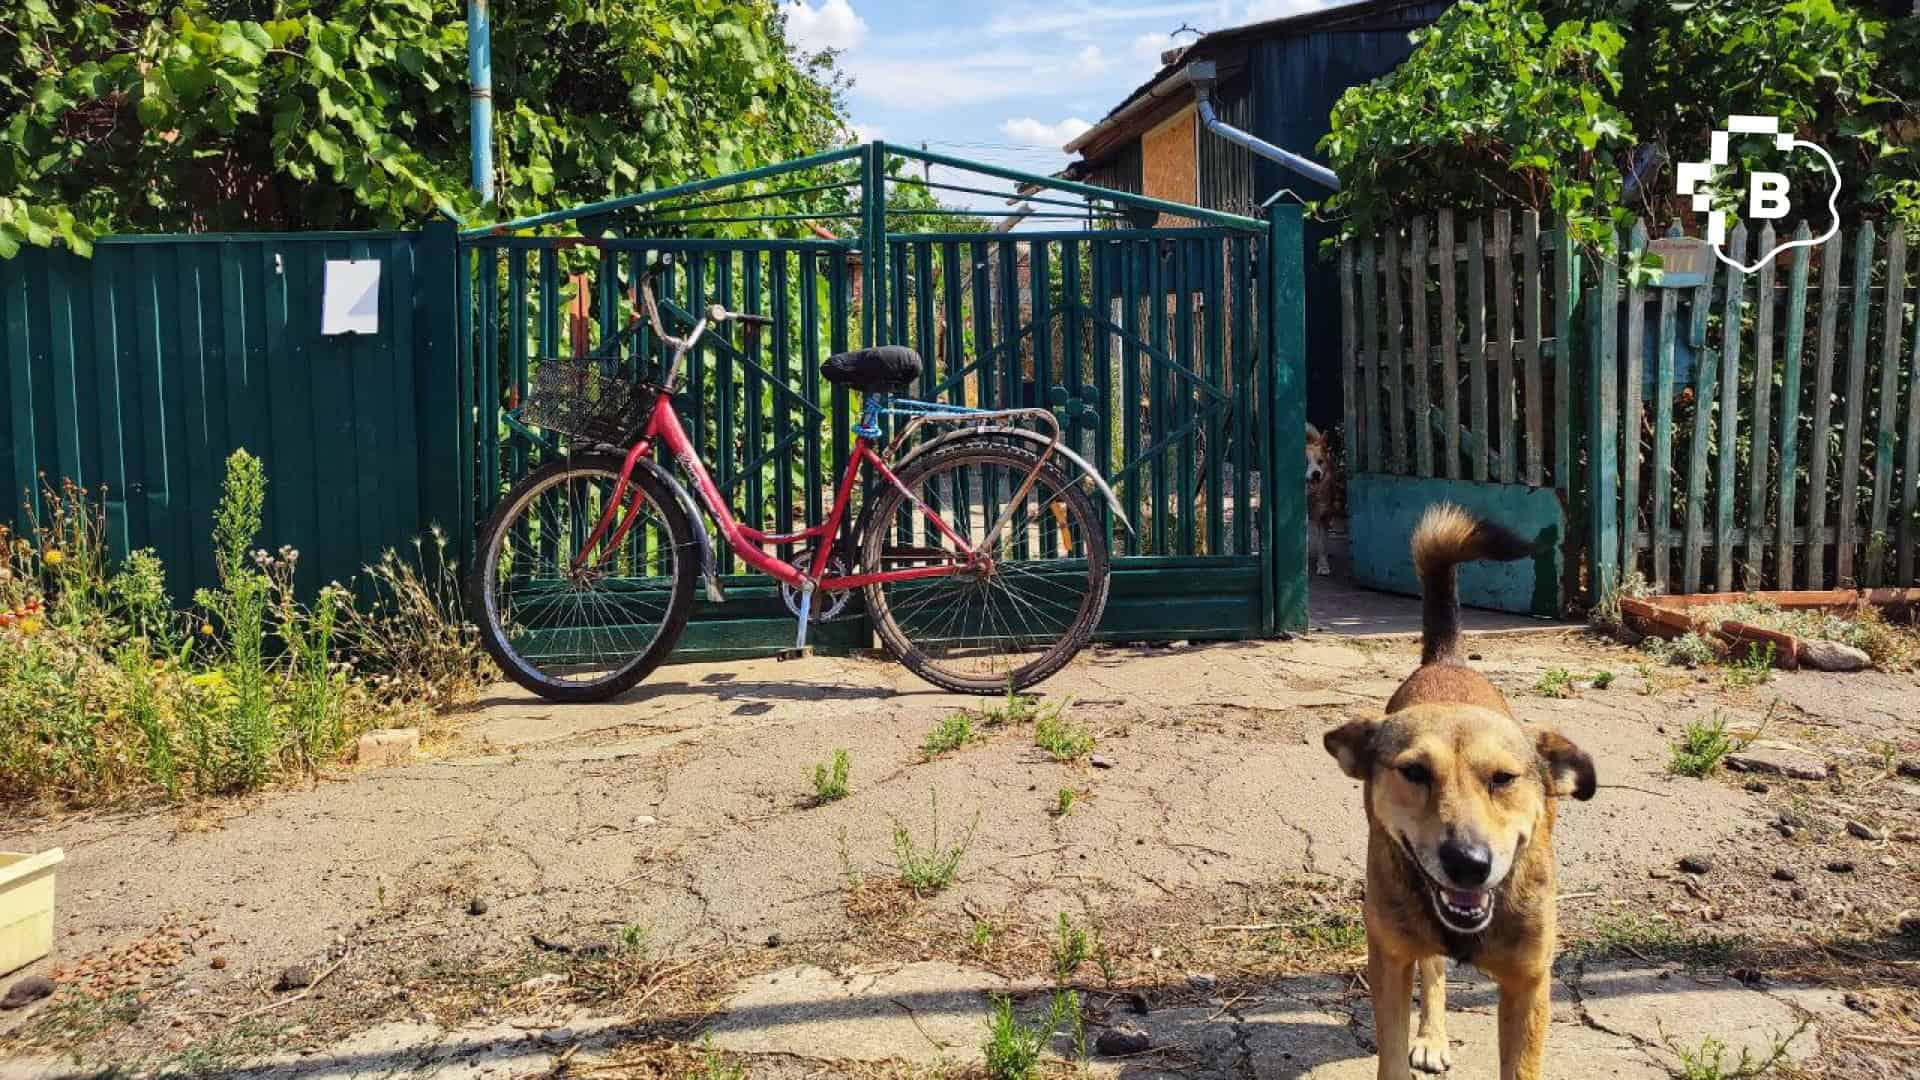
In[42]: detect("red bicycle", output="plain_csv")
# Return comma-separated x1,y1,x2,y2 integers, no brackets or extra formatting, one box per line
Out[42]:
468,261,1122,702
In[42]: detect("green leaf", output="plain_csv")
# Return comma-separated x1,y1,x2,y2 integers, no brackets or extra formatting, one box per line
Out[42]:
306,129,344,167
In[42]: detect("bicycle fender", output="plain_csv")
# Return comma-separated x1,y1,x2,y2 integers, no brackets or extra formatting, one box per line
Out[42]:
892,426,1136,538
629,456,725,602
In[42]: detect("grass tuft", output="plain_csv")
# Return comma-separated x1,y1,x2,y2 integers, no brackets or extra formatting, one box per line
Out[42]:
810,748,851,803
1668,713,1736,778
1034,711,1094,762
921,713,977,759
890,790,979,894
1534,668,1577,698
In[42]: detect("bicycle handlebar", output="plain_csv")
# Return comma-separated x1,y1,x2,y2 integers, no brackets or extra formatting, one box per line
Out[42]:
636,260,773,388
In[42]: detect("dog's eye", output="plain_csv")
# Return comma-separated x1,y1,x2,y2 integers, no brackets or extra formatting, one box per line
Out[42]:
1489,771,1518,790
1398,763,1432,786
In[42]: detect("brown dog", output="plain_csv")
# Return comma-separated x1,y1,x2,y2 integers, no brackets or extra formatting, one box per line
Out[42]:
1324,505,1596,1080
1306,424,1337,576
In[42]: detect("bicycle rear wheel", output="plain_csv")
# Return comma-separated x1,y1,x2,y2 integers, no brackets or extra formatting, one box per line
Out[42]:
860,440,1110,694
468,454,695,703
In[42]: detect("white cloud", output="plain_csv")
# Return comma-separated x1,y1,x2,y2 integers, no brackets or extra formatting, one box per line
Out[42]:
1072,44,1113,75
1131,31,1175,65
1000,116,1095,149
844,48,1072,109
781,0,869,53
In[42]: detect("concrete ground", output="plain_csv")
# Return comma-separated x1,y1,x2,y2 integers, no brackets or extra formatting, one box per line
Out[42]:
1,617,1915,1078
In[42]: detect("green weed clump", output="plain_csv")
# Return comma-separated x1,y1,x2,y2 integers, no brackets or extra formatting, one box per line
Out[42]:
1668,713,1736,778
1,453,489,807
890,790,978,894
810,749,851,803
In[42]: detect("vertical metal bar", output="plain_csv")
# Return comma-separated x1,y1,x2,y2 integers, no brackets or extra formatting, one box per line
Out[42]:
1553,216,1578,497
801,250,824,530
467,0,493,202
1148,236,1168,555
1203,237,1225,555
1121,240,1143,556
773,250,794,536
507,249,527,485
1231,236,1253,557
1682,258,1716,595
1735,225,1765,590
1175,239,1196,556
862,142,887,347
745,251,765,533
1777,224,1813,588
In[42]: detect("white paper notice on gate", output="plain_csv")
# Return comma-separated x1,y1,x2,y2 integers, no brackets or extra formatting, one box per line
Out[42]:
321,259,381,335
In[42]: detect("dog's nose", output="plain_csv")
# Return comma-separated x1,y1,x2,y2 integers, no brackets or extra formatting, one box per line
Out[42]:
1437,839,1493,886
1307,469,1323,482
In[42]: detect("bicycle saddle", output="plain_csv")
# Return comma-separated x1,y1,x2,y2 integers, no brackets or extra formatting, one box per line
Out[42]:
822,346,922,393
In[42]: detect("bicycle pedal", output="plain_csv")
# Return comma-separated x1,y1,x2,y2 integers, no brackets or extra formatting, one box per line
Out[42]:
775,647,815,662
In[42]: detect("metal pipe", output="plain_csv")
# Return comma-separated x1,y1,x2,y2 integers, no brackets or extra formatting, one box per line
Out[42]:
468,0,494,204
1187,61,1339,193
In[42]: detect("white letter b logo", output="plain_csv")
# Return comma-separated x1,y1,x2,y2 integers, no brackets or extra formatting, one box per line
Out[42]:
1749,172,1791,219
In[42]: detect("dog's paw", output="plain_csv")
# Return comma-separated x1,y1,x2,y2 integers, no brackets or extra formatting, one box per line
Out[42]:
1315,558,1332,576
1408,1035,1452,1074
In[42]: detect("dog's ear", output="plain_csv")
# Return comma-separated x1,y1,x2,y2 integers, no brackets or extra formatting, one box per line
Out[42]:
1535,728,1596,800
1324,717,1381,780
1305,423,1323,443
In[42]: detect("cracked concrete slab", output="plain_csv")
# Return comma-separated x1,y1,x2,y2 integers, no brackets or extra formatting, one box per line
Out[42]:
703,961,1016,1064
1576,963,1828,1069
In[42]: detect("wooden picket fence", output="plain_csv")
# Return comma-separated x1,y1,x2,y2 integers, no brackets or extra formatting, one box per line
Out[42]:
1340,210,1577,490
1343,210,1920,603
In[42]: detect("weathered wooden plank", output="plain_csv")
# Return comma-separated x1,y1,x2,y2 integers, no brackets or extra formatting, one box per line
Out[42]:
1806,230,1843,587
1720,220,1751,588
1492,210,1516,485
1836,222,1873,585
1621,221,1648,579
1651,224,1680,591
1409,217,1433,477
1554,223,1577,495
1437,210,1461,480
1776,224,1813,589
1901,237,1920,583
1587,228,1621,598
1466,217,1489,482
1521,211,1543,486
1340,239,1359,475
1682,249,1716,594
1869,228,1907,579
1359,237,1382,473
1383,226,1407,473
1751,220,1774,588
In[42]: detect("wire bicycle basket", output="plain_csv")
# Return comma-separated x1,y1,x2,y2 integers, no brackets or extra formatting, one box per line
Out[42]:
518,356,658,446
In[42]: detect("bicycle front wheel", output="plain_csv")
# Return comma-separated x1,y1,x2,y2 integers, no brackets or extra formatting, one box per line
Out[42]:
860,440,1110,694
468,455,695,703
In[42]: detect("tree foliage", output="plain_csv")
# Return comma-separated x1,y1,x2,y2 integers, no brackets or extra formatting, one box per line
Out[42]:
0,0,849,256
1317,0,1919,242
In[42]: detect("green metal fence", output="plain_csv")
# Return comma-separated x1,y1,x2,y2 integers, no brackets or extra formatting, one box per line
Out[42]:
1,144,1307,655
459,143,1308,657
0,227,465,599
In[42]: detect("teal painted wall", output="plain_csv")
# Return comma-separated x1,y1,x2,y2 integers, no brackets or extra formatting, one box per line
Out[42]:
1347,472,1563,616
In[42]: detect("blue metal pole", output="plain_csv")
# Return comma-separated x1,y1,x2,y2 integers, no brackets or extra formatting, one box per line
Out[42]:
468,0,494,204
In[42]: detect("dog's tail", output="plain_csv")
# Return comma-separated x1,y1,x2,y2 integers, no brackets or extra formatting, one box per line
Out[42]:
1412,503,1535,666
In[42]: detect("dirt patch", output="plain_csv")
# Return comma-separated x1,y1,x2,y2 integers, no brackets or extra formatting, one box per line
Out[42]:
1,631,1915,1077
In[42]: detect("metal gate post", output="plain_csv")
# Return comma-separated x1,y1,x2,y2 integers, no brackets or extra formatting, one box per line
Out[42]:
416,220,474,568
861,141,887,347
1266,206,1309,633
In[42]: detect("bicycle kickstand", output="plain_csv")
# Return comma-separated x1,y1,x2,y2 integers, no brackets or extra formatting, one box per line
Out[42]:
778,584,815,662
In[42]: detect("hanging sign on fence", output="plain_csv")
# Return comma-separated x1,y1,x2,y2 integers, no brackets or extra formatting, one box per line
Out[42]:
321,259,381,335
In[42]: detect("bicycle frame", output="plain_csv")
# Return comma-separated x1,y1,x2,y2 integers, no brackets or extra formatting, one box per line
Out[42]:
571,391,1003,599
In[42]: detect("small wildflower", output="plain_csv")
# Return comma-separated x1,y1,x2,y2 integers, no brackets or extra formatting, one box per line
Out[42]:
18,616,42,635
42,549,64,567
199,622,214,637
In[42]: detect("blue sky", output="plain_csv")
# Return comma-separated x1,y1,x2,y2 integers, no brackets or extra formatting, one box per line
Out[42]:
779,0,1340,207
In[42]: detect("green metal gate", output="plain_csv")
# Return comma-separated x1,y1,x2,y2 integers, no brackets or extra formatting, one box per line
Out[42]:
457,143,1308,658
